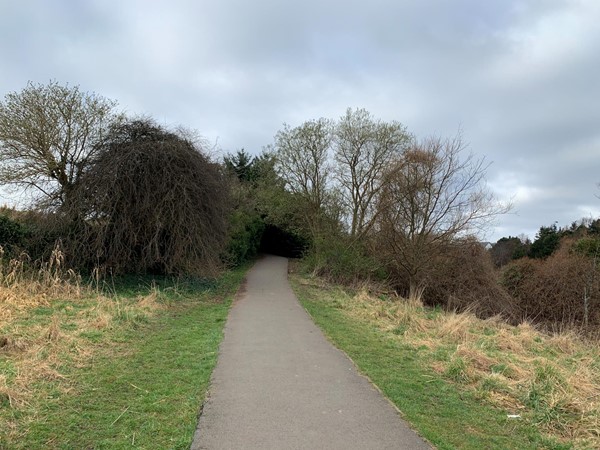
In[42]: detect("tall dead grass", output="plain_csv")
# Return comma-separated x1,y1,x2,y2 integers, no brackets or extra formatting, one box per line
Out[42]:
0,244,82,326
0,246,166,437
310,278,600,447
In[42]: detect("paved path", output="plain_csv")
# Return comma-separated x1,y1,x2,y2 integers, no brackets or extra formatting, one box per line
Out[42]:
191,255,430,449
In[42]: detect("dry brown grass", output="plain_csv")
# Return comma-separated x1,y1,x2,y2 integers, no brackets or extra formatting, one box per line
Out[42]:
319,280,600,448
0,248,166,430
0,245,82,326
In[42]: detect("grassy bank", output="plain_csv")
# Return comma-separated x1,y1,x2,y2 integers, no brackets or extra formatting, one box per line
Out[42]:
291,274,599,450
0,266,246,449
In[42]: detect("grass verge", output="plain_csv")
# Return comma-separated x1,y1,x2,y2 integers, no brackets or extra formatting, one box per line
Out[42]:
0,264,246,449
290,273,599,450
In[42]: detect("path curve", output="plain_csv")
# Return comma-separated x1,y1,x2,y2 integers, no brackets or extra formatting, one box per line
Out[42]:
192,255,430,449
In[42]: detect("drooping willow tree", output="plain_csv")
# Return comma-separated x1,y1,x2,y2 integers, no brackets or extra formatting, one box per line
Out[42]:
70,119,229,275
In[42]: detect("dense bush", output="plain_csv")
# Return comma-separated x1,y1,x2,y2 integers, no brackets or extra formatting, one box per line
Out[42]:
0,209,65,261
0,214,26,253
502,240,600,327
428,240,517,319
572,236,600,258
69,119,229,275
383,238,517,319
301,237,387,285
500,258,538,298
226,211,265,266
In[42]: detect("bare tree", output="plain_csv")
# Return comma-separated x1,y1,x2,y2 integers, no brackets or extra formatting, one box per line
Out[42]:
273,118,335,243
334,108,411,240
376,134,509,298
0,81,122,208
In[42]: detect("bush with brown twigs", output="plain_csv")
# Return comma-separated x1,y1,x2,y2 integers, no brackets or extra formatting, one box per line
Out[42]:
380,238,518,320
68,119,229,276
502,238,600,328
426,239,518,320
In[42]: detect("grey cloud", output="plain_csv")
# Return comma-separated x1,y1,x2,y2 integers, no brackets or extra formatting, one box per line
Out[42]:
0,0,599,240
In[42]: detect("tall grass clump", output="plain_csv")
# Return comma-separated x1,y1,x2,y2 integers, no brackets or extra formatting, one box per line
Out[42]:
0,243,82,325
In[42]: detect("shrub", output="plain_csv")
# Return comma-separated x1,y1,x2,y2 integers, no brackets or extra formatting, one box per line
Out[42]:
500,258,539,299
0,215,26,254
572,236,600,258
421,239,518,320
503,240,600,327
301,236,387,285
0,209,62,261
69,119,229,275
226,211,265,266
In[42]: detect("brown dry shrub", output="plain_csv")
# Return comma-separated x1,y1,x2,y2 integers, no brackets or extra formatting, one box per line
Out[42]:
376,236,517,320
501,257,539,297
419,239,518,320
503,240,600,327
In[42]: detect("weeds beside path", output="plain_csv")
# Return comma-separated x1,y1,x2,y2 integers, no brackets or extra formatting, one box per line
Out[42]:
0,267,246,449
291,274,600,450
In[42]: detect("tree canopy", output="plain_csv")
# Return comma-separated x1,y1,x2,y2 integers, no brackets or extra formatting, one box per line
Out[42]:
529,223,561,259
375,135,508,296
0,81,122,209
334,108,411,239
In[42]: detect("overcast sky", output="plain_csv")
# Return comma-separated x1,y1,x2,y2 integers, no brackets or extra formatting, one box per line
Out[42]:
1,0,599,241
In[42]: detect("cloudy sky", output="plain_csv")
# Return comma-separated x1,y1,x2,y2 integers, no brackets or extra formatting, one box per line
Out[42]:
1,0,599,241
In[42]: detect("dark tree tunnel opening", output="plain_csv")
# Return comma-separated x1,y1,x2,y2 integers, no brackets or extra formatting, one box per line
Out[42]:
259,224,308,258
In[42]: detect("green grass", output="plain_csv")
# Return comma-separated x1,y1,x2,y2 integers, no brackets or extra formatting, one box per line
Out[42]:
0,267,246,449
291,277,576,450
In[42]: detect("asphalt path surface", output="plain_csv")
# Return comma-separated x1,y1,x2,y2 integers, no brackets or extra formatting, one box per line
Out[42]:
191,255,431,449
